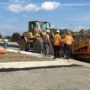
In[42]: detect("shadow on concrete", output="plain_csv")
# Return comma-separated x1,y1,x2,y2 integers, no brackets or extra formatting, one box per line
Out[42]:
73,57,90,63
0,64,83,72
78,59,90,63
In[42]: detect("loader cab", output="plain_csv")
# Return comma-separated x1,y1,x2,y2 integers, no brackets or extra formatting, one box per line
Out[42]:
28,21,50,33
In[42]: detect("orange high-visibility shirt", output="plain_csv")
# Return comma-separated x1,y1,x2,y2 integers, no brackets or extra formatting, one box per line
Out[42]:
53,34,61,46
64,35,74,45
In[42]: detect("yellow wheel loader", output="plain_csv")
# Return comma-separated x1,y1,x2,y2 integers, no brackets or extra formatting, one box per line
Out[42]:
18,20,53,53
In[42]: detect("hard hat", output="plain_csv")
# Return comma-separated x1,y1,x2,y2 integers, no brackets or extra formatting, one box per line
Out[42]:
56,30,60,33
46,29,50,32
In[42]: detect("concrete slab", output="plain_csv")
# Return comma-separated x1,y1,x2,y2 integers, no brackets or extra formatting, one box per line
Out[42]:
7,48,44,57
70,59,90,68
0,59,73,69
0,48,89,70
0,58,90,70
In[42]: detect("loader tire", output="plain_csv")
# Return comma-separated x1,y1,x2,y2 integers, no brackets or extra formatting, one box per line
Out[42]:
33,38,43,53
18,38,27,51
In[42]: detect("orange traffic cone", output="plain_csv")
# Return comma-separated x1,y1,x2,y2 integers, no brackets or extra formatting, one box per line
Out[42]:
0,48,7,54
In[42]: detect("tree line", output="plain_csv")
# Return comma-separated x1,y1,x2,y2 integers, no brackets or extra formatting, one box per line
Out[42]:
0,29,90,42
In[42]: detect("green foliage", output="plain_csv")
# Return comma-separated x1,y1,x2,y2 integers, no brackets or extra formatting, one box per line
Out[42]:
11,32,21,42
0,33,2,38
50,28,75,38
4,36,11,39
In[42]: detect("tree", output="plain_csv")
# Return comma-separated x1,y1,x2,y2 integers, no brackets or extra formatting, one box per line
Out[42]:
60,29,69,38
79,29,84,35
11,32,21,42
0,33,2,38
4,36,11,39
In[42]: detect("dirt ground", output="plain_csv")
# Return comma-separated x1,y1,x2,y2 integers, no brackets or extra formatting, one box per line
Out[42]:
0,52,51,62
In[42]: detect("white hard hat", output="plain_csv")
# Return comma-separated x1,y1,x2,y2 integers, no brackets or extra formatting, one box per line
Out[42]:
46,29,50,32
56,30,60,33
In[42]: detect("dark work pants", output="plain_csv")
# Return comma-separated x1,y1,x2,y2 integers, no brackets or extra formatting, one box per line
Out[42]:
53,46,60,58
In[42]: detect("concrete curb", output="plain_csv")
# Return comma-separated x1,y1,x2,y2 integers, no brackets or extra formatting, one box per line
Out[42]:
7,48,44,57
0,58,90,70
0,59,74,70
0,48,89,70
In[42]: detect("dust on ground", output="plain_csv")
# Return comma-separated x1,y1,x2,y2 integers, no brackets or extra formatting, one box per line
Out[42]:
0,53,51,62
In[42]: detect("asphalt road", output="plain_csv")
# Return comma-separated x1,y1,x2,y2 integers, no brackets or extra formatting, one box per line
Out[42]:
0,66,90,90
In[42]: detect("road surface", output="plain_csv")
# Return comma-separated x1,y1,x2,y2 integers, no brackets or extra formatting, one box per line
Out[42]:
0,66,90,90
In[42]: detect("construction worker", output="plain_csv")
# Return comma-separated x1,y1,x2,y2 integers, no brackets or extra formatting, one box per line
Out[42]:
53,30,61,59
3,38,9,49
64,31,74,59
42,29,51,56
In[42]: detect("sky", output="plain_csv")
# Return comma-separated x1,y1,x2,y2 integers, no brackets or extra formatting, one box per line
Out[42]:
0,0,90,36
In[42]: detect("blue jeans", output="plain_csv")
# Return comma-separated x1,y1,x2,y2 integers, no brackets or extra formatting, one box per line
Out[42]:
43,43,49,55
3,42,8,49
64,44,72,59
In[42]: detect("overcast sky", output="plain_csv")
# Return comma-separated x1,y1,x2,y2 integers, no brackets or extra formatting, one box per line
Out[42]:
0,0,90,36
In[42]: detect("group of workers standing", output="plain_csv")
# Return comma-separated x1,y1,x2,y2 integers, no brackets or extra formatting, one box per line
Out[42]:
42,29,74,59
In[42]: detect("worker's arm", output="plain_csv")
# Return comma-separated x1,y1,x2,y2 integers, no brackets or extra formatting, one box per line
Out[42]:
47,34,51,45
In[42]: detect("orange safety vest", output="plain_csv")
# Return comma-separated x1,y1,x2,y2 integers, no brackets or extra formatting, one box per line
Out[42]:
53,34,61,46
64,35,74,45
